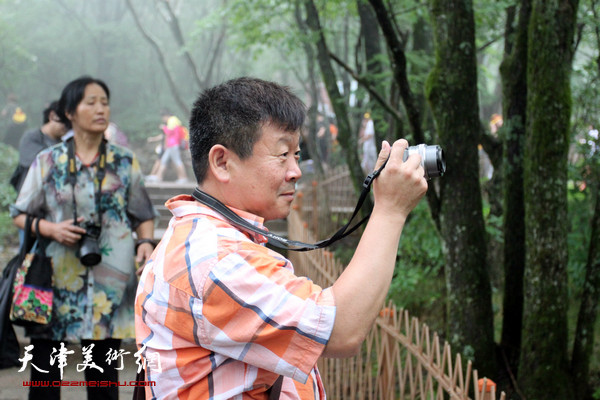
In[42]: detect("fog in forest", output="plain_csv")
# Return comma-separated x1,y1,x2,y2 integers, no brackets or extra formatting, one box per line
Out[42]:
0,0,298,168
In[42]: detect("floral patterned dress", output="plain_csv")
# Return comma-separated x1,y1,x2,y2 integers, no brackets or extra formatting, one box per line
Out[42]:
11,140,155,342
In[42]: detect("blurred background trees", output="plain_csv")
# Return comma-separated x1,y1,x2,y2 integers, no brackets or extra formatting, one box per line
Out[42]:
0,0,599,398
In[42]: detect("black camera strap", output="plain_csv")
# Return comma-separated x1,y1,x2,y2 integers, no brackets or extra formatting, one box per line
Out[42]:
191,161,387,252
67,137,107,225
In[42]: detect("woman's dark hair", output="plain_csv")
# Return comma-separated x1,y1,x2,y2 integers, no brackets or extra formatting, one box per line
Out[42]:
57,76,110,129
189,77,306,183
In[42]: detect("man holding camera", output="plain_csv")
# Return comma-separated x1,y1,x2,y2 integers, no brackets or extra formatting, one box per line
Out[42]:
135,77,428,399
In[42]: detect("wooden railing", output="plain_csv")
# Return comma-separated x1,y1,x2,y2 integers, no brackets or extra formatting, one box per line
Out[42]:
287,207,505,400
295,165,359,239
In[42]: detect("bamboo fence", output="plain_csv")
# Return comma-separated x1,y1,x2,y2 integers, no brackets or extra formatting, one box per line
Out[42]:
287,197,505,400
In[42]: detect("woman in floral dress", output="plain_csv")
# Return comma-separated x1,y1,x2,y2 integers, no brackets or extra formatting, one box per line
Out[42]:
11,76,156,400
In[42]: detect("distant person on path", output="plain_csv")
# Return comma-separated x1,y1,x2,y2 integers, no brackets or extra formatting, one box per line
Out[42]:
477,113,503,180
11,76,156,400
146,125,165,178
146,110,188,183
10,100,67,193
1,93,28,149
489,113,503,136
316,113,330,167
359,112,377,174
135,77,428,399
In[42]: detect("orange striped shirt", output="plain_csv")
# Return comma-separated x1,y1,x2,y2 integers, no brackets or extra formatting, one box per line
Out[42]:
135,195,335,399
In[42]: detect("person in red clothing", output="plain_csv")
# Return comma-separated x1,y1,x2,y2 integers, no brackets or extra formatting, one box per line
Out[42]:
146,110,188,183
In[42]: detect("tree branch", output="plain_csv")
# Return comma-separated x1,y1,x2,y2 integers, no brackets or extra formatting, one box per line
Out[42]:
159,0,204,90
368,0,424,144
328,51,404,123
125,0,189,115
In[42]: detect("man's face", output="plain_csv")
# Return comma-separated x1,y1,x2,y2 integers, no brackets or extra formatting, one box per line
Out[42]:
229,124,302,221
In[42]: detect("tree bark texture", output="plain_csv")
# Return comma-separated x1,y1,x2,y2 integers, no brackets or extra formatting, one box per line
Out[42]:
425,0,496,376
357,0,387,147
571,5,600,397
571,166,600,399
369,0,425,146
303,0,371,209
498,0,530,378
295,2,326,178
369,0,442,229
519,0,579,398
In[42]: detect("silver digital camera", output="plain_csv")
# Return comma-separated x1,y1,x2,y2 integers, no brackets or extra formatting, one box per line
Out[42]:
403,144,446,179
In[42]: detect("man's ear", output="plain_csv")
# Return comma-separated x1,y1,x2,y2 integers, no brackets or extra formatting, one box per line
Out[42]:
207,144,232,183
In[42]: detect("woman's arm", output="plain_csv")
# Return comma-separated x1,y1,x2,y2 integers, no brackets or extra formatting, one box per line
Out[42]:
13,213,86,247
134,219,155,274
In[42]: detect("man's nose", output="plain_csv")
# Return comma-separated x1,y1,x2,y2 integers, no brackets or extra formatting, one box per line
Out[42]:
288,159,302,181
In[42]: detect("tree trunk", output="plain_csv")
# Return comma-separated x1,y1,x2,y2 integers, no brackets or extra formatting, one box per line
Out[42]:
125,0,190,116
571,164,600,399
571,7,600,398
294,2,326,178
357,0,387,147
369,0,424,146
498,0,530,380
369,0,442,230
519,1,579,398
303,0,371,209
425,0,496,376
160,0,204,91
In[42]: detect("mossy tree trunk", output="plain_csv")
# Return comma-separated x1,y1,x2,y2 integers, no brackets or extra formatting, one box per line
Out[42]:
357,0,388,147
571,160,600,399
294,2,326,179
425,0,496,376
571,7,600,397
571,12,600,394
303,0,372,210
519,0,579,398
498,0,530,378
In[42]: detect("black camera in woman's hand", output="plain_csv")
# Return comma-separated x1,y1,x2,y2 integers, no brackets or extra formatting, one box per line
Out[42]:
77,222,102,267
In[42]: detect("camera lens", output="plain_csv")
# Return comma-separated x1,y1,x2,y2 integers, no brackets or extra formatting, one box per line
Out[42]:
80,250,101,267
403,144,446,179
423,145,445,179
77,224,102,267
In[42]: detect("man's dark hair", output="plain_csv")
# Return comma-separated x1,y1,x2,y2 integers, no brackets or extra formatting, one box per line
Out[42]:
42,100,60,124
189,77,306,183
57,76,110,129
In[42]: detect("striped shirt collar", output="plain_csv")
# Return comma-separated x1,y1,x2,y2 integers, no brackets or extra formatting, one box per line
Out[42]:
165,194,269,244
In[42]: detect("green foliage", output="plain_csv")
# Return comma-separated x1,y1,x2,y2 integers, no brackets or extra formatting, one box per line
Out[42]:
568,12,600,298
0,143,17,206
473,0,515,45
387,201,444,316
0,143,18,246
567,154,597,296
225,0,303,57
571,58,600,134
